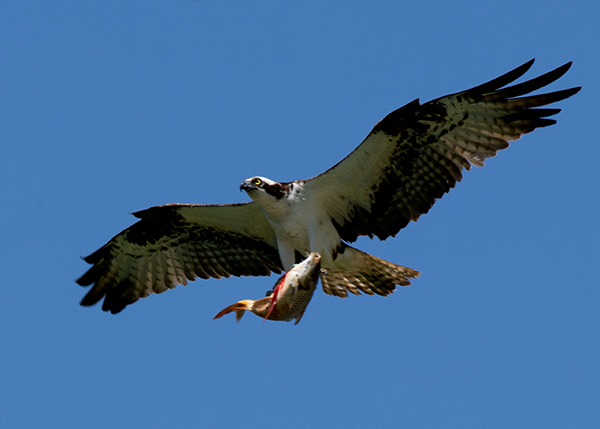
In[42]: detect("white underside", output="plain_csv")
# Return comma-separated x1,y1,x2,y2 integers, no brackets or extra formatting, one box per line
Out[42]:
248,181,346,270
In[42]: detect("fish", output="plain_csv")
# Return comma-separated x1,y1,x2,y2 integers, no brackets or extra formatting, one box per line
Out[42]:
213,252,322,324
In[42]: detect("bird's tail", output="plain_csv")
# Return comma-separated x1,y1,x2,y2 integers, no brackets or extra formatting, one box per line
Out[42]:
320,246,419,298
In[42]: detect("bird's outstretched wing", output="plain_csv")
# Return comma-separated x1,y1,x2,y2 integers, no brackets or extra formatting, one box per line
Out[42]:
304,60,581,243
77,203,282,313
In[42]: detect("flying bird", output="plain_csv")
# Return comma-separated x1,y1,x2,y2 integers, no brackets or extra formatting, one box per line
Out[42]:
213,252,322,324
77,59,580,314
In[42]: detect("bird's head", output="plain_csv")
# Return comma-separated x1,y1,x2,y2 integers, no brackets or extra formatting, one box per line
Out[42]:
240,176,290,203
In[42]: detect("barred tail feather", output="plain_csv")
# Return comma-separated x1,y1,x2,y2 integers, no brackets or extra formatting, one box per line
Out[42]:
320,247,419,298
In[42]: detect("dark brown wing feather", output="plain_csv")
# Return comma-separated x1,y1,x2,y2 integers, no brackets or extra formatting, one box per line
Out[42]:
305,60,580,242
77,202,282,314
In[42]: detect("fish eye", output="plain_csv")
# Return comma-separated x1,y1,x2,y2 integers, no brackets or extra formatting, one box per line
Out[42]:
252,178,262,186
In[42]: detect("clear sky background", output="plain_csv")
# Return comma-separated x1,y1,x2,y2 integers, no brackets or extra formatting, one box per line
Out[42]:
1,1,598,428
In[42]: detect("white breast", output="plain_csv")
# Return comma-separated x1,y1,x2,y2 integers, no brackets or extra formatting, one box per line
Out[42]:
261,183,342,269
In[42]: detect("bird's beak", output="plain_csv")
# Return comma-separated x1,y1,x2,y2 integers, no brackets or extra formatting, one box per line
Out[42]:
240,181,251,192
213,300,254,322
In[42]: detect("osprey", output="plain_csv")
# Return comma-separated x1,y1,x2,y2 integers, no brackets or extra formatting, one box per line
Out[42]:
77,59,580,314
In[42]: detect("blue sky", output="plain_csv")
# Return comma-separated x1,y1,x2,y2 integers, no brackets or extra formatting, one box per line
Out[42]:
1,1,598,427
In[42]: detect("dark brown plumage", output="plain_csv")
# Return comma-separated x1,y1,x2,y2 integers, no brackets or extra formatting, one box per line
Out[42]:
307,60,580,244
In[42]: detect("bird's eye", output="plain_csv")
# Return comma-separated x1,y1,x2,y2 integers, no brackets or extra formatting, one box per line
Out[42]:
253,178,262,186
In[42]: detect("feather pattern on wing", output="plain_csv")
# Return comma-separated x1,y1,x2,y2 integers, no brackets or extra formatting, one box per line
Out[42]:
304,60,580,243
77,203,282,313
